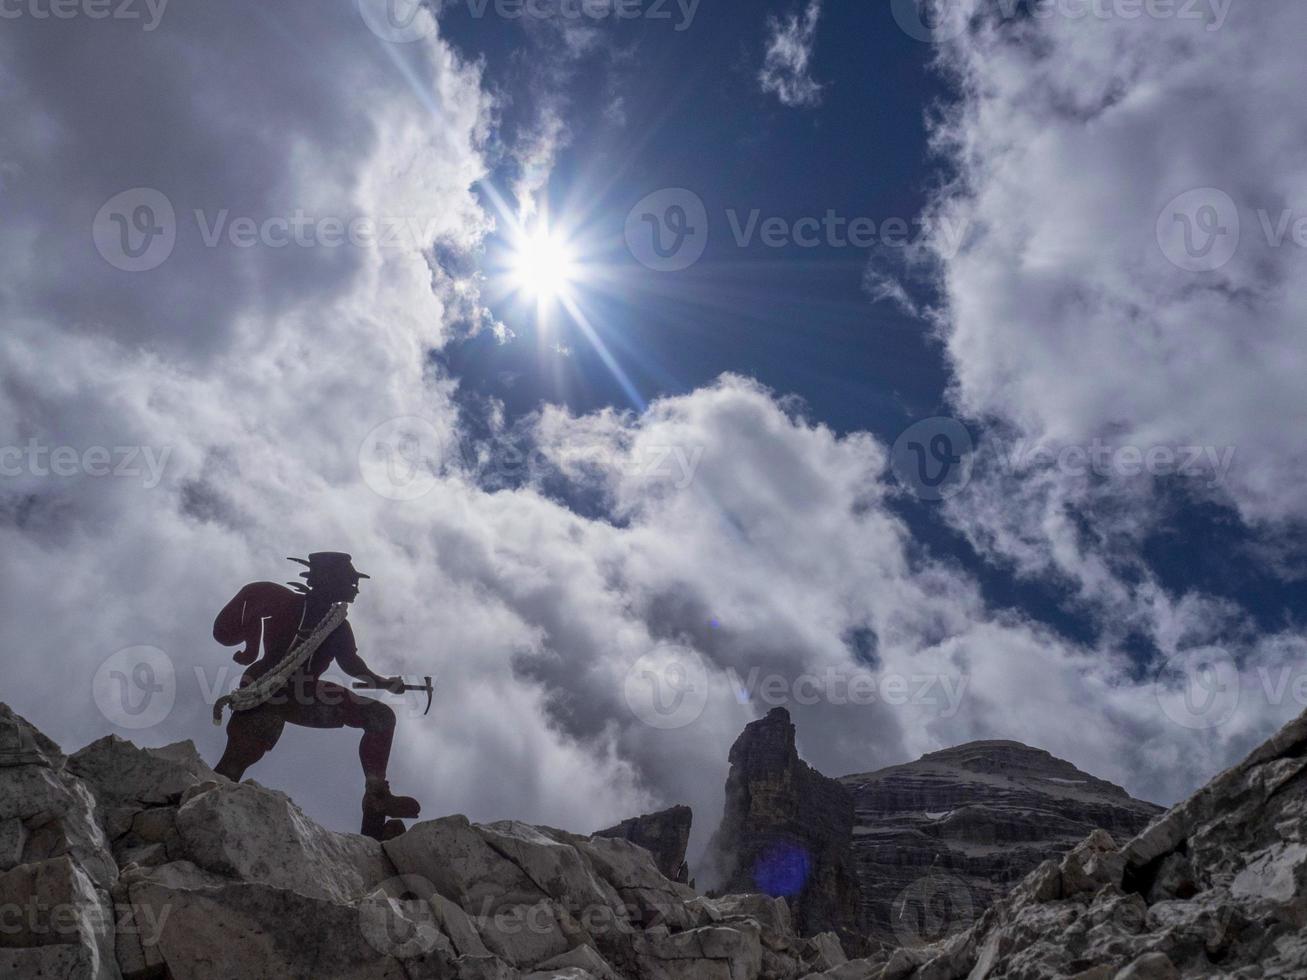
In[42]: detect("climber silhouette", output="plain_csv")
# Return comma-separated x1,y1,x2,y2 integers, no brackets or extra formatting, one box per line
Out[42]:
210,553,421,840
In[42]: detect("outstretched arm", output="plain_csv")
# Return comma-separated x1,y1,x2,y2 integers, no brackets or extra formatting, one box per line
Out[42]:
336,628,404,693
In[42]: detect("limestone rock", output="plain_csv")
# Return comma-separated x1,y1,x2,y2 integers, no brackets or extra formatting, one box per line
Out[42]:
595,805,693,883
69,736,217,811
0,817,28,871
839,739,1161,946
708,707,866,951
7,695,1307,979
895,705,1307,979
120,860,413,980
0,709,117,891
0,703,66,769
0,855,117,980
173,780,392,905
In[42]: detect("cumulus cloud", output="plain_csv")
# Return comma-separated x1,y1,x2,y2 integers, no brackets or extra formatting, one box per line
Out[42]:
867,1,1307,678
915,0,1307,529
759,0,825,108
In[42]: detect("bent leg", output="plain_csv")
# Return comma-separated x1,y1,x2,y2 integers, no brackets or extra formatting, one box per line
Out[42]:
214,706,285,782
285,682,397,781
279,681,416,839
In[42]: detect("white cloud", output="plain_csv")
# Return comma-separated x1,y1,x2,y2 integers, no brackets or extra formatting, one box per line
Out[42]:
759,0,824,109
1,0,1299,877
917,0,1307,531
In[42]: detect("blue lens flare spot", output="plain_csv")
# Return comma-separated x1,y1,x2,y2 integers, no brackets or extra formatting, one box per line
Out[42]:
752,842,811,898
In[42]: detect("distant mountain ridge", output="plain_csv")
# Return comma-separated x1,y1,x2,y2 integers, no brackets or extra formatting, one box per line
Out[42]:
838,737,1163,944
706,709,1162,949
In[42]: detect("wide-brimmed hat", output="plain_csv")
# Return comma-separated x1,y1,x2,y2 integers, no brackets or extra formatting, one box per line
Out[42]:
286,552,370,590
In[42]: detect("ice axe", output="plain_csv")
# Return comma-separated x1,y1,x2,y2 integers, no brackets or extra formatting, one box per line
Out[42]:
353,676,435,716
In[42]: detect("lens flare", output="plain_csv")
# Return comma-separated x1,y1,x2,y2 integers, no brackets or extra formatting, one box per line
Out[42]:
512,226,577,300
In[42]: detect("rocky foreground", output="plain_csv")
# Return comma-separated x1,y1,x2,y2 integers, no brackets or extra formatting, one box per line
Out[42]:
2,700,1305,979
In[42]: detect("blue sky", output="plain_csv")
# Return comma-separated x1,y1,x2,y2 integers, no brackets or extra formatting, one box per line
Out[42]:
3,0,1306,856
440,0,1304,657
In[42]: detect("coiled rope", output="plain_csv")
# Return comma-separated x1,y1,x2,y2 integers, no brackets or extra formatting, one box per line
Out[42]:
211,602,349,726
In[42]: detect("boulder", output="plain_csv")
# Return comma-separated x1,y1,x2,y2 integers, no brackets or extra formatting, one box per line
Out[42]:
594,805,693,883
0,856,117,980
0,709,117,891
118,860,413,980
0,703,66,769
69,736,217,811
635,921,764,980
173,780,392,905
384,816,582,968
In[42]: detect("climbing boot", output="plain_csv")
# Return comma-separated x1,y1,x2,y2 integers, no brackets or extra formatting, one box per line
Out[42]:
361,778,421,840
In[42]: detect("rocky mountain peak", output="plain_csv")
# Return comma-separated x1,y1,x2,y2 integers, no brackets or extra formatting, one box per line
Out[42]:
707,706,867,954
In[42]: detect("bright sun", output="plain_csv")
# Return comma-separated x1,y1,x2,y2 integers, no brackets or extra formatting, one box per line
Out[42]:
511,226,577,301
